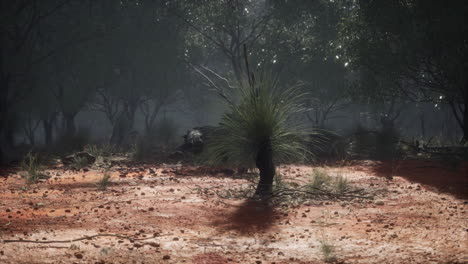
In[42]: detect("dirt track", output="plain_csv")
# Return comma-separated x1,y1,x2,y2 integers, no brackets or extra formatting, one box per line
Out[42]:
0,160,467,264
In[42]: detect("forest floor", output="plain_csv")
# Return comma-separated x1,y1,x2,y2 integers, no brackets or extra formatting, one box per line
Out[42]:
0,158,467,264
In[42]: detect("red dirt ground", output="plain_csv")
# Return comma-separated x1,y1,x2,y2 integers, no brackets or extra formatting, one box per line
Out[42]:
0,159,467,264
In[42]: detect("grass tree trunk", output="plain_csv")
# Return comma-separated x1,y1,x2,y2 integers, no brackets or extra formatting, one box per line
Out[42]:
255,138,275,196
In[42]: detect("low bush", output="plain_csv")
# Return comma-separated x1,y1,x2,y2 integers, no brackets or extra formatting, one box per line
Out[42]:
308,169,332,191
319,240,337,263
70,156,90,170
96,171,111,190
20,152,47,184
83,143,118,157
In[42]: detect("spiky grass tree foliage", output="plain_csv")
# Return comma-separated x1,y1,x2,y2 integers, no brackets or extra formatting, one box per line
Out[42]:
205,74,310,196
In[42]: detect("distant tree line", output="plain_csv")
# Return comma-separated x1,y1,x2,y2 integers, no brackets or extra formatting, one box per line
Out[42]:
1,0,466,163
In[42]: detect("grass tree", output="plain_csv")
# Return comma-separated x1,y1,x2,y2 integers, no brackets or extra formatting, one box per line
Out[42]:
203,54,311,196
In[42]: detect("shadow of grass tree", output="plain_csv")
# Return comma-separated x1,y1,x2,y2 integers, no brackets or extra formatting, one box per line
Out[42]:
211,199,280,235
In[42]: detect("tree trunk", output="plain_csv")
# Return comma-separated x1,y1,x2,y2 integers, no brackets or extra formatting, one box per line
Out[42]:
0,145,3,165
42,119,53,145
419,113,426,138
462,102,468,144
64,114,76,137
255,138,275,196
26,132,35,146
5,122,15,148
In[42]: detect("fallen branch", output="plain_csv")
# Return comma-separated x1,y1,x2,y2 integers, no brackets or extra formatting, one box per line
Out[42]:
2,233,164,244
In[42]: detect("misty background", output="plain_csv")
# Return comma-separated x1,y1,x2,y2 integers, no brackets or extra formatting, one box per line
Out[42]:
1,0,466,163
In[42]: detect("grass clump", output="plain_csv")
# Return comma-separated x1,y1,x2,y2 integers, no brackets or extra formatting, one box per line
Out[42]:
308,169,332,191
307,170,352,195
334,175,349,194
20,152,47,184
70,156,90,170
83,144,101,157
96,171,112,190
83,143,117,157
320,240,337,263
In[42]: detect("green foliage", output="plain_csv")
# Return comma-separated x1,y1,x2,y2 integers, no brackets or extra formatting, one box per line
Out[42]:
203,74,311,167
20,152,47,184
96,171,111,191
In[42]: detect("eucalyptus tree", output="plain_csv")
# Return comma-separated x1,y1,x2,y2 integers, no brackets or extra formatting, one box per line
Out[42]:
339,0,468,142
169,0,274,84
100,1,187,143
265,0,354,129
0,0,76,161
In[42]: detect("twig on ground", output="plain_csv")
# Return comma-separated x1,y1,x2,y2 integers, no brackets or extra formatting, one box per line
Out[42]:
2,233,167,244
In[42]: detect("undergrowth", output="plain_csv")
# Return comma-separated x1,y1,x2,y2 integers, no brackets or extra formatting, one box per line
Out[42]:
20,152,48,184
198,169,369,204
320,240,337,263
70,156,90,170
96,171,111,190
84,143,118,157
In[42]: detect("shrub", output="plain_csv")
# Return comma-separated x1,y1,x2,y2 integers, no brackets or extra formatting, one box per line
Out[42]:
70,156,90,170
320,240,337,263
334,175,349,194
96,171,111,190
308,169,332,191
83,143,118,157
203,72,313,195
20,152,47,184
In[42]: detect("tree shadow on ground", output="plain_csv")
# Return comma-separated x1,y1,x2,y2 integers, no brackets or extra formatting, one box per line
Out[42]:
211,199,281,235
169,166,254,180
369,159,468,199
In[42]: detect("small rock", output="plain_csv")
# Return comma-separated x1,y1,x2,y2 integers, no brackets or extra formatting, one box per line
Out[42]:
375,201,385,206
74,252,83,259
162,255,171,260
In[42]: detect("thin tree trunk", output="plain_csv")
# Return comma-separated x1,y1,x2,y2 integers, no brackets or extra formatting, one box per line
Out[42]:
64,114,76,137
419,113,426,138
42,119,53,145
462,102,467,144
255,138,275,196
